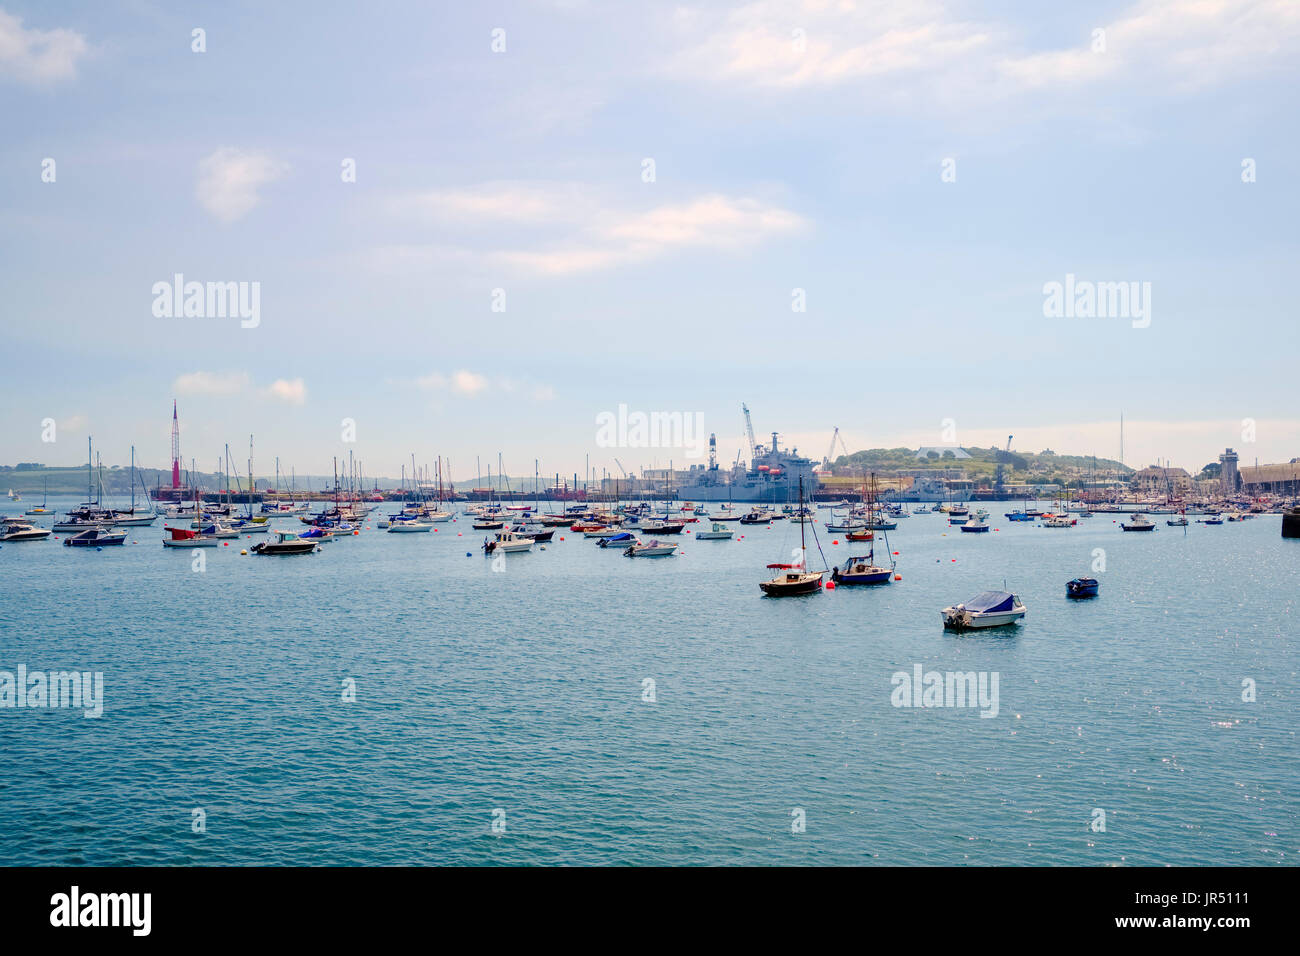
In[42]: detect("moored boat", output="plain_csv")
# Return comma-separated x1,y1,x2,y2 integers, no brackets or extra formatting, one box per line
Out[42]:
251,531,318,555
65,527,127,548
0,521,51,542
1120,512,1156,531
1066,578,1099,598
941,591,1026,630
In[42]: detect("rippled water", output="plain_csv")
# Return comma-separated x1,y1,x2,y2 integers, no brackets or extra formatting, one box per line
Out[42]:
1,498,1295,865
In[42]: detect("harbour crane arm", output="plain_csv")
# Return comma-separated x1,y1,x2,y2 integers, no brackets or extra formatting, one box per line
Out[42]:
742,404,759,460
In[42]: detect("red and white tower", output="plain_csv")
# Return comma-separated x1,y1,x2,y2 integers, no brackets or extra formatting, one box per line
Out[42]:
171,400,181,489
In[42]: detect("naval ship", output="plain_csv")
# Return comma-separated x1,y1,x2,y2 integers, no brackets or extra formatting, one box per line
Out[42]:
675,407,820,503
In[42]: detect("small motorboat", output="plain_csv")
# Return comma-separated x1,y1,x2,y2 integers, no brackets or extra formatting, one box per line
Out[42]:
0,521,51,542
843,529,875,542
387,518,433,532
1120,513,1156,531
1200,516,1224,525
252,531,318,555
959,514,990,533
1004,510,1033,521
298,526,336,543
830,556,893,586
1066,578,1099,599
625,538,677,557
514,525,554,542
64,527,127,547
1042,513,1076,527
599,531,639,549
1166,515,1188,526
739,510,771,525
472,519,506,530
941,591,1026,630
694,523,734,540
483,530,533,554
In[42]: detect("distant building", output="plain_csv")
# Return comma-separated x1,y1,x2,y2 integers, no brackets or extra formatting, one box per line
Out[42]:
1132,464,1192,495
1238,460,1300,496
914,446,971,460
1219,448,1240,496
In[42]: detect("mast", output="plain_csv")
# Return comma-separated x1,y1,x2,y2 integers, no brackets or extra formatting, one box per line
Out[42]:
798,475,806,567
130,445,136,514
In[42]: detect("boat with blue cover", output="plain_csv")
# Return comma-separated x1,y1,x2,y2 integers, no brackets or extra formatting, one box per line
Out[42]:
1066,578,1099,598
941,590,1026,630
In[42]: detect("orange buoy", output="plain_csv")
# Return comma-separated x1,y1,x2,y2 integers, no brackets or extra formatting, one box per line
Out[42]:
825,581,835,590
894,574,902,581
832,540,839,545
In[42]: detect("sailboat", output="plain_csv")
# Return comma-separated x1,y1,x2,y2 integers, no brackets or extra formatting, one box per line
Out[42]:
53,437,117,531
24,478,52,516
164,473,218,547
759,477,826,596
112,446,159,526
831,474,896,585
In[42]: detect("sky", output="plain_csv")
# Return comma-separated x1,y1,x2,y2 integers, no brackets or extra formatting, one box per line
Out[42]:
1,0,1298,482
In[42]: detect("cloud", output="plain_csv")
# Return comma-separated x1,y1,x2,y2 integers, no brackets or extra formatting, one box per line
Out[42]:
385,185,806,277
195,148,289,223
0,9,88,84
417,370,490,396
263,378,306,405
414,370,555,400
665,0,1300,104
173,370,252,395
172,371,306,405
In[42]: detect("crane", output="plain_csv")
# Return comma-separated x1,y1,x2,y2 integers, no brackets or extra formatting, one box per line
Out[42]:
613,458,628,478
994,434,1014,496
820,427,850,472
742,403,759,461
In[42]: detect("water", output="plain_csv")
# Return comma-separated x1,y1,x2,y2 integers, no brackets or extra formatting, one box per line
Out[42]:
1,499,1295,865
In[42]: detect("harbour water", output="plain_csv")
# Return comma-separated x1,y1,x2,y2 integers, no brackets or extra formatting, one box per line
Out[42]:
1,499,1295,865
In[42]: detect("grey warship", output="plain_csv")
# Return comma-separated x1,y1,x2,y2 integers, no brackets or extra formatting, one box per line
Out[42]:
675,405,820,503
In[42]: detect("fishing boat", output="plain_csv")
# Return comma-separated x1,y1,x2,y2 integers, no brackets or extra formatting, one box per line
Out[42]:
759,477,826,596
251,531,318,555
694,523,734,540
1066,578,1099,598
831,474,895,585
959,513,990,533
483,530,533,554
0,521,51,542
1120,513,1156,532
739,509,771,525
941,591,1026,630
64,527,127,548
1166,514,1188,527
625,538,677,557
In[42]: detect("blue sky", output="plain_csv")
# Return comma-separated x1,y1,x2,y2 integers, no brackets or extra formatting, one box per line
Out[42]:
2,0,1297,481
